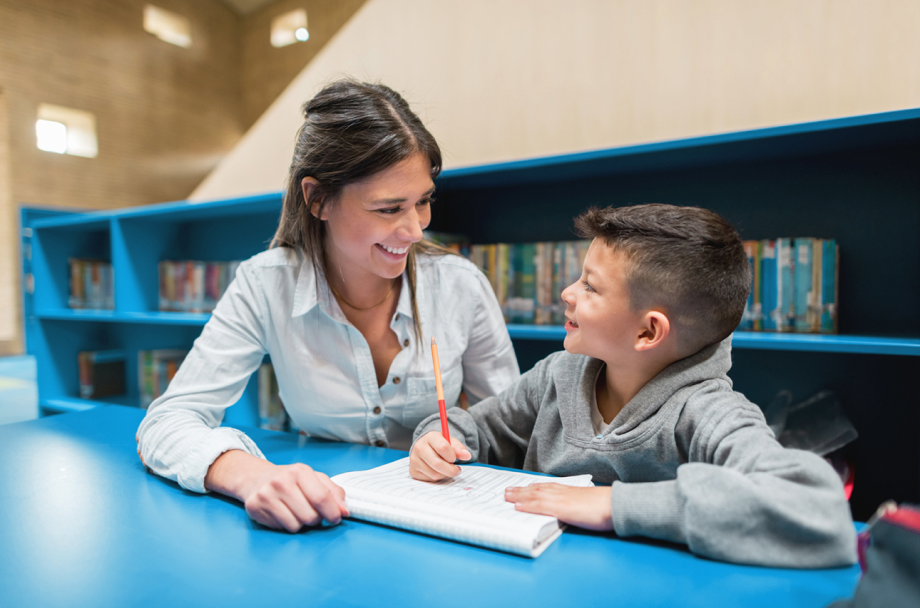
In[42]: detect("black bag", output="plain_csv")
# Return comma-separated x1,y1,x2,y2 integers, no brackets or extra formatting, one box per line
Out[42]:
828,502,920,608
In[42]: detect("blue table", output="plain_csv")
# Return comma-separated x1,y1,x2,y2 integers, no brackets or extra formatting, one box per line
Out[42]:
0,406,860,607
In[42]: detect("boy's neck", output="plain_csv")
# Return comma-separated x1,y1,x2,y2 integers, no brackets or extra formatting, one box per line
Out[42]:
595,356,675,425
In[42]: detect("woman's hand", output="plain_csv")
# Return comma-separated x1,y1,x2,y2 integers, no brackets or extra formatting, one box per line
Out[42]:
409,431,472,481
205,450,349,532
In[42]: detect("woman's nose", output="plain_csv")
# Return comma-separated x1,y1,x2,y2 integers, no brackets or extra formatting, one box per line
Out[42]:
399,206,426,242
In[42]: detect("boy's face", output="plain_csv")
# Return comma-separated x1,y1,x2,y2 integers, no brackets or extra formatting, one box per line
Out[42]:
561,239,646,364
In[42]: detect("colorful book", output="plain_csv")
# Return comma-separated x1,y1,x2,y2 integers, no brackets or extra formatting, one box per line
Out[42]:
776,238,795,332
760,240,778,331
78,349,126,399
258,362,287,431
793,238,814,332
821,239,838,333
740,241,761,330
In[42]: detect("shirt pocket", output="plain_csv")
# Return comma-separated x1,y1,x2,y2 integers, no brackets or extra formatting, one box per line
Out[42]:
402,365,463,430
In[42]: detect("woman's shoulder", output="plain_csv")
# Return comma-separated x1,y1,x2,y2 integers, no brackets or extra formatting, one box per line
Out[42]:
241,246,303,271
417,251,487,285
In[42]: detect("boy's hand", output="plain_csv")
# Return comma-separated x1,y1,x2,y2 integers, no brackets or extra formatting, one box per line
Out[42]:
409,431,472,481
505,483,614,531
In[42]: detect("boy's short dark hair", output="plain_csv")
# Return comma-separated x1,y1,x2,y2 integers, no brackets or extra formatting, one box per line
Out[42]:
575,204,751,354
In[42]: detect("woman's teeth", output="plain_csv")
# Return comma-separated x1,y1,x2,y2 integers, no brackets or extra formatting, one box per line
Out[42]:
380,244,409,255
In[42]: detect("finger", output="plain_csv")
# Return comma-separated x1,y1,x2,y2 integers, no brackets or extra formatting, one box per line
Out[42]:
316,474,350,518
278,479,325,528
254,497,304,532
450,438,472,461
414,451,450,482
429,434,459,464
297,469,345,525
422,441,462,478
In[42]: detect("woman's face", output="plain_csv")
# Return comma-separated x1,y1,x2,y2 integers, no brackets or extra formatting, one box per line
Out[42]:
310,152,435,284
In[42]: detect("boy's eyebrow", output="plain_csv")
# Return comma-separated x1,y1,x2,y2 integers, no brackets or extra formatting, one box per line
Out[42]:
369,186,435,206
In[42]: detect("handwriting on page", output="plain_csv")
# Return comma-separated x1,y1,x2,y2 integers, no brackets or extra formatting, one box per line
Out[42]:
339,459,592,523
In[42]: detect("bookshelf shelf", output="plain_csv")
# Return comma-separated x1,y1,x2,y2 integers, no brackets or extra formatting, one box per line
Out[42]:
34,309,211,326
21,108,920,520
508,326,920,356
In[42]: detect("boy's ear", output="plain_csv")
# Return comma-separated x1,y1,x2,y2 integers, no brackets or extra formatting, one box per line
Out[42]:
302,177,326,220
635,311,670,352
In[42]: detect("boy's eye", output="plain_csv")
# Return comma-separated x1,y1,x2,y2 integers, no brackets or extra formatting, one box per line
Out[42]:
581,280,595,293
419,196,435,206
378,206,401,215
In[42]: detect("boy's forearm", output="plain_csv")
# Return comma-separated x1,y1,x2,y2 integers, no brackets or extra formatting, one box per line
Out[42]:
610,457,857,568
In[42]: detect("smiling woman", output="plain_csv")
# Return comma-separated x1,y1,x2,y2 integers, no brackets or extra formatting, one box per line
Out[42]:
136,80,521,534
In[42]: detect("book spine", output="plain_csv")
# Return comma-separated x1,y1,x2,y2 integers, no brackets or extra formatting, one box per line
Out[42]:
78,351,93,399
69,259,84,309
518,243,536,324
776,238,795,332
811,239,823,332
822,240,838,333
760,240,778,331
740,241,757,330
793,238,814,332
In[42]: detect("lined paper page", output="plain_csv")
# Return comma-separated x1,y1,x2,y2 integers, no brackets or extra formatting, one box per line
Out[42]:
332,458,593,555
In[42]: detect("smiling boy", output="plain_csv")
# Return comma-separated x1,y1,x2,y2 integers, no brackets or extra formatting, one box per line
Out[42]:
410,204,856,567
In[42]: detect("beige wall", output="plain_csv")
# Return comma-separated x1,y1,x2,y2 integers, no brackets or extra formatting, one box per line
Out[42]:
192,0,920,201
241,0,367,129
0,0,244,354
0,0,363,355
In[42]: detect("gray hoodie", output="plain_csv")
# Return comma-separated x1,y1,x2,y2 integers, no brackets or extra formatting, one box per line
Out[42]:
413,337,857,568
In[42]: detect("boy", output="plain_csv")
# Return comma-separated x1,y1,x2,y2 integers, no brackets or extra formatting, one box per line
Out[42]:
410,204,856,568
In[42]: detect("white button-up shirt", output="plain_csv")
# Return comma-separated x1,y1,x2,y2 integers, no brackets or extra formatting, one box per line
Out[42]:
137,247,520,493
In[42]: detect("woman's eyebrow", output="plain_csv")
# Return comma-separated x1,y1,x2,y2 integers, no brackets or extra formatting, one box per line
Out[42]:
369,186,436,205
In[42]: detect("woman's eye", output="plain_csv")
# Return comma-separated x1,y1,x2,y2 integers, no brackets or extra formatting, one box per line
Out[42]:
419,197,435,206
379,207,401,215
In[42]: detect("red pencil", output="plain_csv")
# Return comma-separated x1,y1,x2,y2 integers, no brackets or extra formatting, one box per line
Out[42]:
430,337,450,442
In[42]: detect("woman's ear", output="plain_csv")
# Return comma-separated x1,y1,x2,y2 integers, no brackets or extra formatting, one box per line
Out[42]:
302,177,324,219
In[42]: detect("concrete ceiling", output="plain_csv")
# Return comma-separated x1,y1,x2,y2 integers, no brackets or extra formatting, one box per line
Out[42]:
221,0,277,15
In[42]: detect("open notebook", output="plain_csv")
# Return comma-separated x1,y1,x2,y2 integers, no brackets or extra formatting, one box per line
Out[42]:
331,457,593,557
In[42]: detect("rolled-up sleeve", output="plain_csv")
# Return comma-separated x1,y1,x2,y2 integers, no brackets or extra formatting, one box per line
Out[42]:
136,262,269,493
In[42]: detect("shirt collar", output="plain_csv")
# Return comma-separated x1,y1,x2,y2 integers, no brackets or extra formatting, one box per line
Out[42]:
291,249,425,325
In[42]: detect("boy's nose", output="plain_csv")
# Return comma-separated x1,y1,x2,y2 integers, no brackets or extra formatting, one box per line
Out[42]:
561,282,576,305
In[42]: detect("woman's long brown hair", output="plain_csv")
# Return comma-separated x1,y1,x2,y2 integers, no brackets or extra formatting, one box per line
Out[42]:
271,79,452,342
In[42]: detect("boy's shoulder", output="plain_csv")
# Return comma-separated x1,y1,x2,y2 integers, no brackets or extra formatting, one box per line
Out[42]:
526,350,599,392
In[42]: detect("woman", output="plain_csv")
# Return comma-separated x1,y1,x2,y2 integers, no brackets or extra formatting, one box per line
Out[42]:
136,80,520,532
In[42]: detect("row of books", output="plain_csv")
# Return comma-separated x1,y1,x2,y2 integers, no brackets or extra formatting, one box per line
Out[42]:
78,349,125,399
740,238,838,333
69,259,114,310
139,348,188,408
426,234,591,325
158,260,241,313
79,347,288,431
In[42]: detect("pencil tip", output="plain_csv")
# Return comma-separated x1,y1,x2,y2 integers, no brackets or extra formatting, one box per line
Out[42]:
431,337,436,345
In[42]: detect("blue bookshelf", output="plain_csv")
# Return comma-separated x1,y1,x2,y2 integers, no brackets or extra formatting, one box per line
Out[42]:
20,108,920,520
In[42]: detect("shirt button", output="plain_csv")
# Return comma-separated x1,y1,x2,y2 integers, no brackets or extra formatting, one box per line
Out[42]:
373,406,381,415
393,377,401,384
395,313,400,321
374,440,385,448
403,339,409,347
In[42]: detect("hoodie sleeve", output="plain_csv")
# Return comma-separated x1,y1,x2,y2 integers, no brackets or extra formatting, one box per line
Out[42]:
610,390,857,568
412,355,550,469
